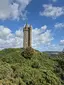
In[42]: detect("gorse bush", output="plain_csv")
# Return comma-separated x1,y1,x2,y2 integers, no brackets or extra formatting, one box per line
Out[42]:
0,48,64,85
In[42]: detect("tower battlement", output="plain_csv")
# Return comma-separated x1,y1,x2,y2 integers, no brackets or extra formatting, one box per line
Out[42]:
23,24,32,49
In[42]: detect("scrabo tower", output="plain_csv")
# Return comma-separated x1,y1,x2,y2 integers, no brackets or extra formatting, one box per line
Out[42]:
23,23,32,49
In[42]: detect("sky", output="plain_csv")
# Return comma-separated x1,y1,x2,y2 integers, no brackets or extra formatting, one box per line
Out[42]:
0,0,64,51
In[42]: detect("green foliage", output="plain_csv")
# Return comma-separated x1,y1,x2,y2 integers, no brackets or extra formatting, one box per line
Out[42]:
31,61,40,68
21,47,35,59
0,62,13,80
0,48,64,85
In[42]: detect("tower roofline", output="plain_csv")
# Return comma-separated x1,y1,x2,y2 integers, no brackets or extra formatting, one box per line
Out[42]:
24,22,28,28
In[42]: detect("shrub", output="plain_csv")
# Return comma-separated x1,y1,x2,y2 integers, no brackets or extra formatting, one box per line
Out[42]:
0,48,63,85
0,62,13,80
31,61,40,68
21,47,35,59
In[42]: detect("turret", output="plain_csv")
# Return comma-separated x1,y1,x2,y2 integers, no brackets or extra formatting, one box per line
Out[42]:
23,23,28,31
23,23,32,49
28,25,32,47
23,24,29,49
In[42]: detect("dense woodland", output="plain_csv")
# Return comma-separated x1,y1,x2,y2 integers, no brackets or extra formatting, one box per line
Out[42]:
0,47,64,85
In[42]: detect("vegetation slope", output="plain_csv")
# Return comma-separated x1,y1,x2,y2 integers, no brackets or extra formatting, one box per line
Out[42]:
0,48,64,85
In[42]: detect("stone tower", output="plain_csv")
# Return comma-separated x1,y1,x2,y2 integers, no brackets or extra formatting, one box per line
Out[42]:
23,23,32,49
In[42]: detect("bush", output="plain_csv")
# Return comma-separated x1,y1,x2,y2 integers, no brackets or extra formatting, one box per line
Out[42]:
21,47,35,59
31,61,40,68
0,62,13,80
0,48,63,85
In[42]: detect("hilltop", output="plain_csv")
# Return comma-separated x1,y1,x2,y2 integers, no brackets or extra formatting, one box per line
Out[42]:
0,48,64,85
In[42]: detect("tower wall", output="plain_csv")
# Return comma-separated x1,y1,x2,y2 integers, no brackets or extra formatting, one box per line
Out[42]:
28,27,32,47
23,28,28,49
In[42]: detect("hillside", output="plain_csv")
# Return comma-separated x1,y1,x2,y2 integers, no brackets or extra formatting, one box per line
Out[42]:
0,48,64,85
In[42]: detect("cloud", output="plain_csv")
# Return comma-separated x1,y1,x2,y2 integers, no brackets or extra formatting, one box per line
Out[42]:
52,0,57,2
40,4,64,19
0,25,23,49
41,25,47,31
46,43,64,51
60,40,64,45
54,23,64,28
47,39,64,51
32,26,53,49
43,39,64,51
0,0,31,20
0,25,53,50
0,26,12,39
0,0,10,20
0,26,15,49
